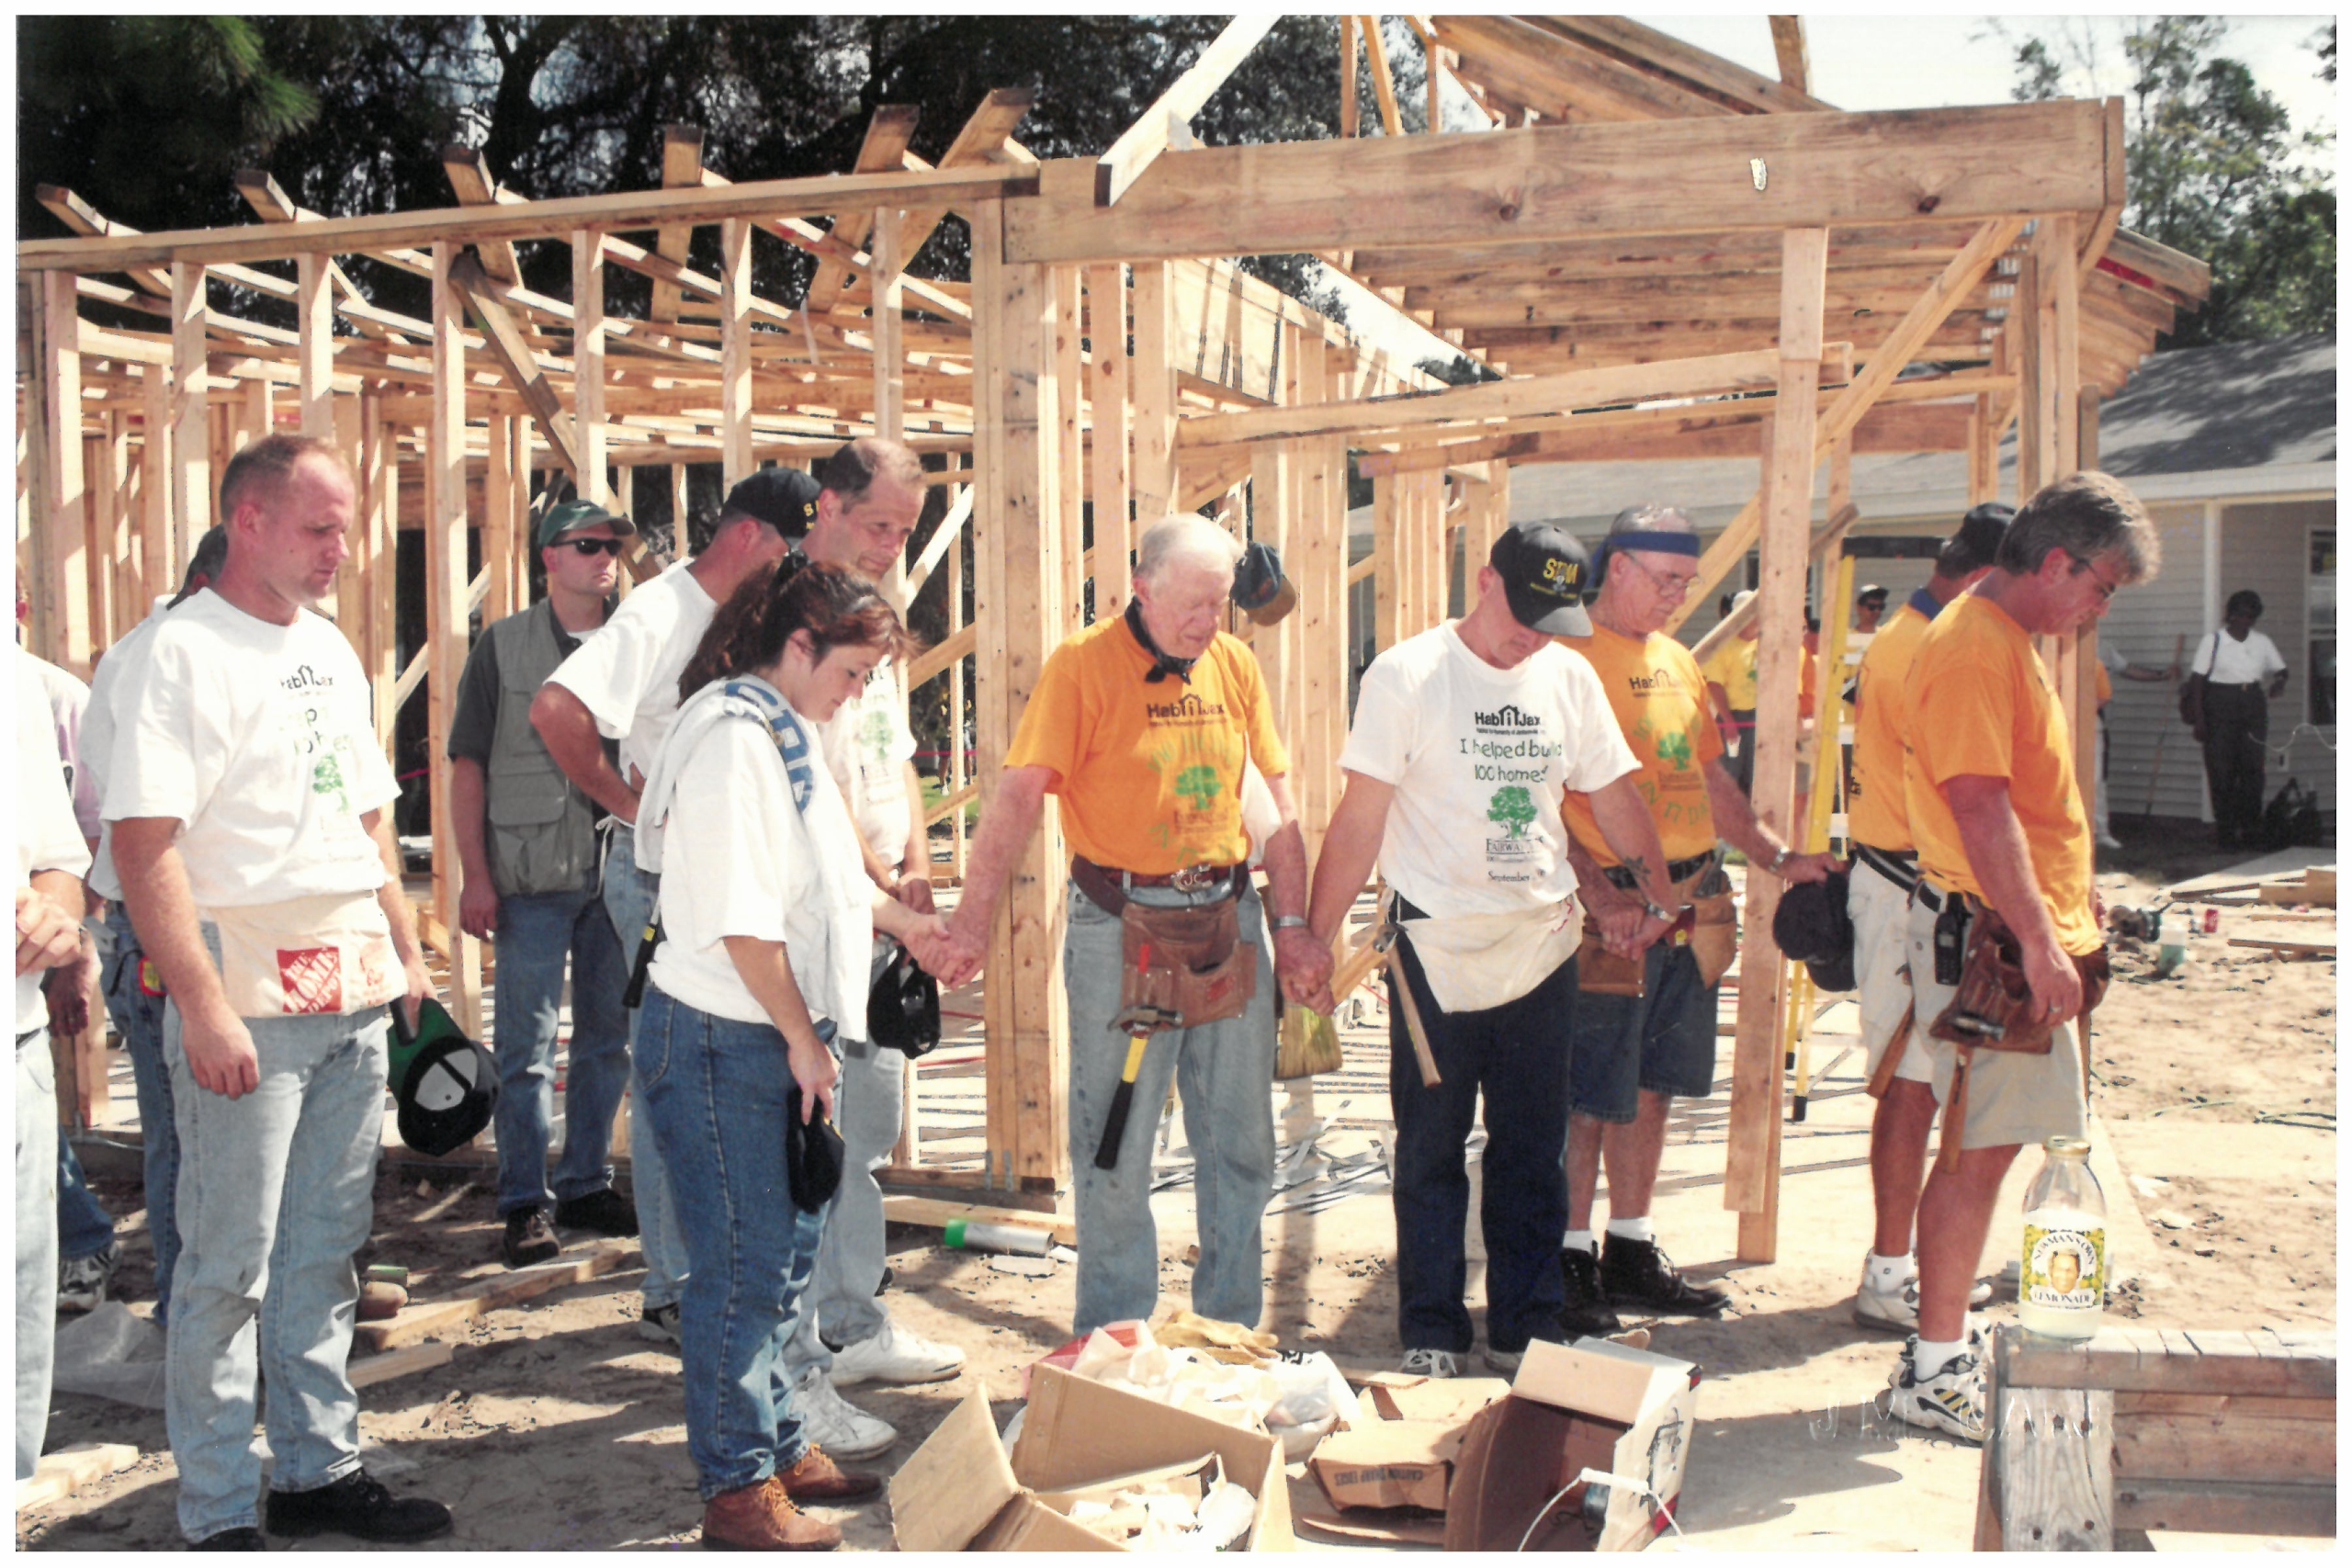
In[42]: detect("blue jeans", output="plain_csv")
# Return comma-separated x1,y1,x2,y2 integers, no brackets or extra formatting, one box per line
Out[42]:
601,824,688,1311
17,1032,58,1482
56,1135,116,1260
99,903,177,1319
1569,943,1721,1122
492,882,632,1218
633,986,828,1499
1388,935,1577,1355
164,987,389,1543
1064,880,1278,1337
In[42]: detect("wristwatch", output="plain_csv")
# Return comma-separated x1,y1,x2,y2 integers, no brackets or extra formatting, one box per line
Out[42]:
1642,898,1678,924
1769,846,1792,874
1271,915,1310,932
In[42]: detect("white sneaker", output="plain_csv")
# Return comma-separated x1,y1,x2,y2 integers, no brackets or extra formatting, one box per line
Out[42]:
791,1366,898,1460
828,1316,964,1387
1399,1347,1462,1380
1883,1338,1986,1443
1852,1259,1995,1330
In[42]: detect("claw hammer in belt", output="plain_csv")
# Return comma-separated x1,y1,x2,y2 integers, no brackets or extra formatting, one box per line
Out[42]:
1376,892,1442,1089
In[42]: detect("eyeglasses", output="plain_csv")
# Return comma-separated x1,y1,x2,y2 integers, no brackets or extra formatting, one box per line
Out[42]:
2064,552,2124,603
1617,549,1696,600
560,537,625,558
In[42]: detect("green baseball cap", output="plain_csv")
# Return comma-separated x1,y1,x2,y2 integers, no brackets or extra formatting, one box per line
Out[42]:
537,499,637,549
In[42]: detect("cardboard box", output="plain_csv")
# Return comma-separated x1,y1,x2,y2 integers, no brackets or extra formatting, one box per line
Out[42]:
1443,1338,1701,1552
1306,1419,1464,1511
888,1367,1295,1551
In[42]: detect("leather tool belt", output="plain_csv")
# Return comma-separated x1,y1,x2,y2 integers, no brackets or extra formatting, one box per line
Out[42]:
1579,856,1736,998
1073,857,1255,1035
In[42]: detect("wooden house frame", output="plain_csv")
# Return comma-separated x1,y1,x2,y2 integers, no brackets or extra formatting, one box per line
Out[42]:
15,17,2205,1258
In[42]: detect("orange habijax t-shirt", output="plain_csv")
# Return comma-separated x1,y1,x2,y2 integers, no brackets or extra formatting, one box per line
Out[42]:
1003,615,1289,875
1902,594,2100,955
1556,625,1726,865
1847,600,1934,852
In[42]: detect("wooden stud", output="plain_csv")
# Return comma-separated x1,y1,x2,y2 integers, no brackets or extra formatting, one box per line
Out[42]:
946,521,969,881
870,206,905,441
42,272,93,677
1129,262,1178,525
1053,266,1086,631
483,413,514,622
363,406,398,750
805,106,922,313
650,124,706,323
428,243,481,1035
571,229,609,507
1360,17,1406,137
331,392,365,657
86,426,118,656
138,364,172,600
719,218,753,491
1085,265,1132,616
1339,16,1361,141
1767,16,1811,94
296,254,334,439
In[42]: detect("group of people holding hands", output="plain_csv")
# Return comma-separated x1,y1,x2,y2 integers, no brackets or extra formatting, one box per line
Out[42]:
13,426,2154,1549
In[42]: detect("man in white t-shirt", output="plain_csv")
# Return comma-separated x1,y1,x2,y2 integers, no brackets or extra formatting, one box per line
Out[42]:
533,475,796,1351
1306,522,1681,1378
106,436,449,1547
788,438,972,1403
2187,590,2292,851
17,646,93,1484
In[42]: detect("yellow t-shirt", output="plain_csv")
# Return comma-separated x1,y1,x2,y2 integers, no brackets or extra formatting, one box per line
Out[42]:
1702,636,1759,710
2095,663,2113,706
1848,601,1932,852
1903,595,2099,955
1003,616,1289,874
1557,626,1726,865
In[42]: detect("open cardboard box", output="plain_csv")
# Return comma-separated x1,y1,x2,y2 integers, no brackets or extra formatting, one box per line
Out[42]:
1295,1372,1512,1544
889,1365,1295,1551
1444,1337,1701,1552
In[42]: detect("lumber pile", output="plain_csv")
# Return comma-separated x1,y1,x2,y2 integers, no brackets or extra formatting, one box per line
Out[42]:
16,1441,138,1514
354,1240,637,1353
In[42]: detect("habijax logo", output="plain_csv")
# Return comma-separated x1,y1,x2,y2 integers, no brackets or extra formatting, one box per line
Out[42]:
1473,703,1542,730
1146,690,1227,725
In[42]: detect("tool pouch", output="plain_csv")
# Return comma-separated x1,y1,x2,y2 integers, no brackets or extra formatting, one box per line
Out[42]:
1928,901,2113,1054
1683,863,1739,988
1116,898,1256,1034
1576,908,1648,998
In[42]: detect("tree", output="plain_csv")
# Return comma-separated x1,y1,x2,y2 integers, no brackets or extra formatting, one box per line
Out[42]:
1487,785,1537,839
1997,16,2334,345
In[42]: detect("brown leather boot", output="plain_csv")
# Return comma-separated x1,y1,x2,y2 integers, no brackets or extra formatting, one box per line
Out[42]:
700,1477,841,1551
775,1445,882,1505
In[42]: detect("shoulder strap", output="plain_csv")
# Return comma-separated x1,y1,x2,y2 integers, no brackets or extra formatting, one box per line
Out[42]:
720,679,818,814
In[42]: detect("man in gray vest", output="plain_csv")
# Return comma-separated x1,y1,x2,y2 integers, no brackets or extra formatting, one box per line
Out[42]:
450,500,639,1268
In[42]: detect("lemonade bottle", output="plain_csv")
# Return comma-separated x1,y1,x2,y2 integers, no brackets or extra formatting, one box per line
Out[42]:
2019,1135,2107,1339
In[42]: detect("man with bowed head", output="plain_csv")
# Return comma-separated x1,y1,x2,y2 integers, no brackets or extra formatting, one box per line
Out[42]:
939,514,1333,1337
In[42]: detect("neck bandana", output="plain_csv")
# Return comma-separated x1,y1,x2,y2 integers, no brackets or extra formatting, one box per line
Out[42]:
1125,598,1197,684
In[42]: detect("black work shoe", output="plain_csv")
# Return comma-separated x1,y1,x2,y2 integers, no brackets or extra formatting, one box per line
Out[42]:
554,1187,639,1238
1600,1234,1731,1316
1559,1246,1624,1337
264,1470,453,1543
190,1526,267,1550
502,1206,561,1269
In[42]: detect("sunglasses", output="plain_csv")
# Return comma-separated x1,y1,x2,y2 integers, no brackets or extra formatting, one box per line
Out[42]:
559,536,625,558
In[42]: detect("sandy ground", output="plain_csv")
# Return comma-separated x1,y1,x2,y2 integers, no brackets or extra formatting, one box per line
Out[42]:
18,821,2335,1551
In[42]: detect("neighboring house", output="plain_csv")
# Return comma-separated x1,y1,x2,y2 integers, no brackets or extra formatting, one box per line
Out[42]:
1503,333,2335,826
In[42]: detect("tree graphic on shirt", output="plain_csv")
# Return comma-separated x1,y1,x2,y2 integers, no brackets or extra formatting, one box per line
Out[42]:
1657,728,1694,771
1175,764,1222,811
1487,785,1537,839
311,747,351,815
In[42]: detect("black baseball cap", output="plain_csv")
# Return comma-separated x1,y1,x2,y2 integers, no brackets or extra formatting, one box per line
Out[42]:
1939,502,2014,576
1489,520,1593,636
724,467,823,538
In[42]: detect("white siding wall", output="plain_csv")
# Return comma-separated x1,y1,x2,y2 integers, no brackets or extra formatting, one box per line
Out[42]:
2101,502,2213,822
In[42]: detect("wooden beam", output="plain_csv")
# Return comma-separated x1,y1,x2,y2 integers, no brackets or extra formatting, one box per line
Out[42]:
138,363,172,597
1003,102,2112,265
233,167,435,282
570,231,610,511
650,124,706,322
1339,16,1361,141
720,218,754,489
1360,17,1406,137
1437,16,1736,124
1726,227,1828,1254
169,264,212,555
21,164,1035,272
438,145,522,284
1528,17,1832,115
887,89,1037,288
1097,16,1277,206
295,254,334,439
1129,263,1178,522
1086,265,1133,615
1768,17,1811,96
40,272,93,678
806,106,922,312
427,243,481,1035
36,185,171,297
870,208,905,441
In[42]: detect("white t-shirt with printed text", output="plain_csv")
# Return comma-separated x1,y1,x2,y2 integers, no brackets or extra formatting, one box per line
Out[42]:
543,559,719,788
1339,622,1639,919
18,649,95,1032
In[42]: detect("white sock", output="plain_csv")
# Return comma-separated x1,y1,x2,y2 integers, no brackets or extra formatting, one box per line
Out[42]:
1912,1337,1968,1379
1866,1252,1912,1292
1563,1228,1597,1256
1606,1215,1655,1243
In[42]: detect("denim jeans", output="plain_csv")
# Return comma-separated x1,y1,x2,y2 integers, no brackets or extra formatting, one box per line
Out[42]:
601,823,688,1311
1064,880,1278,1337
1387,934,1577,1356
808,942,903,1352
164,987,388,1543
492,881,632,1218
99,903,178,1322
633,985,829,1499
56,1135,116,1260
1568,942,1720,1122
17,1032,58,1482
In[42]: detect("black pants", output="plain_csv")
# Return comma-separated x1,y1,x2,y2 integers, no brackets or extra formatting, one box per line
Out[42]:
2199,683,2268,847
1386,934,1577,1357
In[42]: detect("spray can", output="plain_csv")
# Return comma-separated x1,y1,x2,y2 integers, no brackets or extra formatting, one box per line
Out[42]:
2019,1135,2108,1340
943,1218,1052,1257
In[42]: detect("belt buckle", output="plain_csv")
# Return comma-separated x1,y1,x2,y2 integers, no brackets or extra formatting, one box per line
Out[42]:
1170,863,1216,894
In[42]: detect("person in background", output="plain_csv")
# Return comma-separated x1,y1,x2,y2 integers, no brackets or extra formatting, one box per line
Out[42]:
630,558,956,1551
449,500,640,1269
1853,583,1889,637
17,644,94,1483
2184,591,2289,852
1702,590,1761,795
2091,640,2180,850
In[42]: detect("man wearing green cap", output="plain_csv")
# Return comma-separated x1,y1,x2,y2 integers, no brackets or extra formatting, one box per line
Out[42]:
449,500,640,1268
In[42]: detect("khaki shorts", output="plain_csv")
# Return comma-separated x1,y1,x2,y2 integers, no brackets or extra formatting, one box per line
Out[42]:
1904,883,2087,1152
1852,852,1931,1086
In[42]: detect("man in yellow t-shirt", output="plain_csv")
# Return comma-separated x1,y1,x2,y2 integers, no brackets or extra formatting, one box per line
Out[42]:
1886,472,2159,1443
1842,503,2009,1336
1702,592,1760,795
944,515,1329,1337
1556,506,1838,1336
